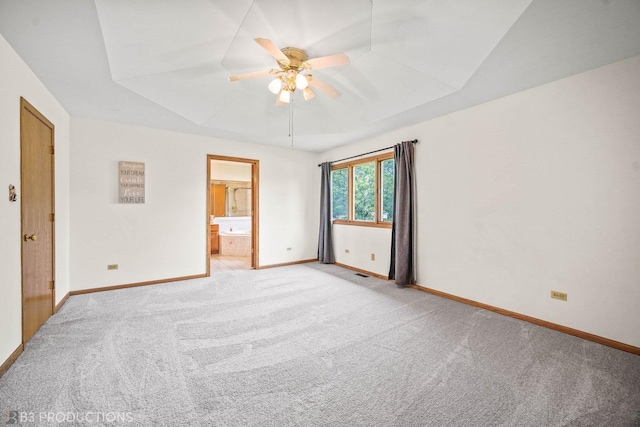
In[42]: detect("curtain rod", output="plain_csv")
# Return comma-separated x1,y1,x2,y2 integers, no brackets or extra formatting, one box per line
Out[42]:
318,139,418,167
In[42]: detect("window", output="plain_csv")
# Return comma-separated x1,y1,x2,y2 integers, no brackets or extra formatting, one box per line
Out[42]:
380,158,395,223
331,168,348,220
353,161,375,221
331,153,394,227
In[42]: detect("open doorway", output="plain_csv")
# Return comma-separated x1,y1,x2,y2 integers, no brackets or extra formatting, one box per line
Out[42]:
207,155,259,274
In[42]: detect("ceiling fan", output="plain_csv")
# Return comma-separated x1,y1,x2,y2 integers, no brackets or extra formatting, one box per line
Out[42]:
227,38,349,105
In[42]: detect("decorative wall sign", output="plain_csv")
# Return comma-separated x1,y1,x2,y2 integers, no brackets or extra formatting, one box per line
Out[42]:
119,161,145,203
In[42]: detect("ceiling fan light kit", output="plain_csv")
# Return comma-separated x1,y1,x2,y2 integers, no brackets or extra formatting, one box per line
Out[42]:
228,38,348,105
268,77,282,94
302,86,314,101
295,73,308,90
278,89,291,104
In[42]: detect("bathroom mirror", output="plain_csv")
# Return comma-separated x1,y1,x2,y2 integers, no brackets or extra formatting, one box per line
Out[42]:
210,180,251,217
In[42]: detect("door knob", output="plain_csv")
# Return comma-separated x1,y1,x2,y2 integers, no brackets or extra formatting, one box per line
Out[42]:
24,234,37,241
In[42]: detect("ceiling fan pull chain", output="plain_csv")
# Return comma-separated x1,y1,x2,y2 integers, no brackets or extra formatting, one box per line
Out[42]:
289,98,294,150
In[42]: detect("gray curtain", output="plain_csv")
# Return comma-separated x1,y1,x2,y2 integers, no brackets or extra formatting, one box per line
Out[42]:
388,141,415,285
318,162,335,263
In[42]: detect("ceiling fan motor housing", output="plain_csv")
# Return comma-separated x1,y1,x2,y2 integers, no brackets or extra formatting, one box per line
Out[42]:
278,48,309,92
280,47,308,70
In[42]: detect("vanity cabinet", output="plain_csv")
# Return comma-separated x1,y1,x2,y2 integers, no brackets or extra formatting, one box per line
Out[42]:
211,184,226,217
210,224,219,254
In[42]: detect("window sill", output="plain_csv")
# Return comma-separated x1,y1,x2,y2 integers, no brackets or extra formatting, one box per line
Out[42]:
332,220,392,229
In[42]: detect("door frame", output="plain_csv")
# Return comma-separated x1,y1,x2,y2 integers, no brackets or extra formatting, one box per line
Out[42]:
20,97,56,342
206,155,259,274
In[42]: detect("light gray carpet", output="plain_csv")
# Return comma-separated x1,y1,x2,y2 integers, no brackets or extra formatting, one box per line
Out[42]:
1,263,639,426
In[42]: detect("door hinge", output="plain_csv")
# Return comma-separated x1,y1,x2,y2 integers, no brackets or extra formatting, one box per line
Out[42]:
49,213,55,222
251,248,254,254
49,280,55,290
50,146,55,155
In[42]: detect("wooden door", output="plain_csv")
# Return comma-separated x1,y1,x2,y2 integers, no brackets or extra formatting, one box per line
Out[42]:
20,98,55,343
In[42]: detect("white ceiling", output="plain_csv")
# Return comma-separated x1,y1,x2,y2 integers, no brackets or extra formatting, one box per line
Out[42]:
1,0,640,152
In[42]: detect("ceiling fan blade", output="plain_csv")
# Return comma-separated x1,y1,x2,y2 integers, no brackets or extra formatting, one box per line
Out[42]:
255,38,290,65
304,53,349,70
307,76,341,98
227,69,279,82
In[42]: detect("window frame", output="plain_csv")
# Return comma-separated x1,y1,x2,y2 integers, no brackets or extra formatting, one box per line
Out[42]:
331,152,394,228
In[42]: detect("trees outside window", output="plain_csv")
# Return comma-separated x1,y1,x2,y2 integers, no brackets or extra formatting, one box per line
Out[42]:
353,162,375,221
380,158,395,223
331,168,348,220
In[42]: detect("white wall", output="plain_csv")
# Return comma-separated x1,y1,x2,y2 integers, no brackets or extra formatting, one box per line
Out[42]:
211,160,251,181
333,225,391,275
70,117,319,290
321,55,640,348
0,35,71,364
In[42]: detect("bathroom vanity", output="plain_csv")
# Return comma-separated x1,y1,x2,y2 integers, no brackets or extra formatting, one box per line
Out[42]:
210,224,219,254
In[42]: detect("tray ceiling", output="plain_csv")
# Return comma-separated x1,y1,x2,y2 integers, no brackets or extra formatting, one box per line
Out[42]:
1,0,639,151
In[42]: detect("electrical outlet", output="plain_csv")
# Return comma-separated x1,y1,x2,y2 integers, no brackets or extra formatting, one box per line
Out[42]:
345,249,349,253
551,291,567,301
107,264,118,270
370,253,375,261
